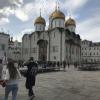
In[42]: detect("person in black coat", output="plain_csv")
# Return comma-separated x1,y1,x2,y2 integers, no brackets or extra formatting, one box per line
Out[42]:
25,57,38,99
0,59,2,79
63,60,67,71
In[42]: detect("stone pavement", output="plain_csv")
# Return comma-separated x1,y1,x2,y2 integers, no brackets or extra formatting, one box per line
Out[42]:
0,66,100,100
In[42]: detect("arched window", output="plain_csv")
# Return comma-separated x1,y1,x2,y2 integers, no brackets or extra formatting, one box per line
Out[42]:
55,20,56,27
34,35,35,41
39,25,41,31
36,25,37,31
54,32,55,38
59,20,61,27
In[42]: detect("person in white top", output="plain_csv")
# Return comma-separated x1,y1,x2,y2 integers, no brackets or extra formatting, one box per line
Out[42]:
0,53,8,85
2,53,8,65
4,60,21,100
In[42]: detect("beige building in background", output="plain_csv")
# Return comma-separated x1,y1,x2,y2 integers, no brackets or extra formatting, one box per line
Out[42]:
0,32,9,60
81,40,100,63
0,33,22,61
8,37,22,61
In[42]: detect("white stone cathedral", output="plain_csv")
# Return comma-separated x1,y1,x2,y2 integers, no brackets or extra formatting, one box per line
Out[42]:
22,7,81,64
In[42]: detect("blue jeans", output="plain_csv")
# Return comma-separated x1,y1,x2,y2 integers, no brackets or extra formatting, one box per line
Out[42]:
4,84,18,100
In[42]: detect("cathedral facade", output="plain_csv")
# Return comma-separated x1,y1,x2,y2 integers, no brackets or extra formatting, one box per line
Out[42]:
22,7,81,64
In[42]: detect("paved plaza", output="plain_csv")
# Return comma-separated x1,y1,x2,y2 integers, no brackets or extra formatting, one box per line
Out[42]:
0,66,100,100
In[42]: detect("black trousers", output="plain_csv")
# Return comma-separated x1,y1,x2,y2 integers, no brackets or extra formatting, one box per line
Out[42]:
28,86,34,96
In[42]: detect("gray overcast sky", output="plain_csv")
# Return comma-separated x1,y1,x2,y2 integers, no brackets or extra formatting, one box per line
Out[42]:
0,0,100,42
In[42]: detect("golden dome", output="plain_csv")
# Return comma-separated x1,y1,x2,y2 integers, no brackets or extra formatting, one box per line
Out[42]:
65,17,76,26
34,16,46,25
50,10,65,19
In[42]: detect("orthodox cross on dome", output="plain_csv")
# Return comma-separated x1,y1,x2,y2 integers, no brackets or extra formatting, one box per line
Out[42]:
55,1,58,11
68,9,72,18
40,8,41,17
55,1,60,11
58,1,60,10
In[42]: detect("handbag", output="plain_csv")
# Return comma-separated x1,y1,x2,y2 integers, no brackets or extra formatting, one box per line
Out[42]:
0,65,10,87
0,80,7,87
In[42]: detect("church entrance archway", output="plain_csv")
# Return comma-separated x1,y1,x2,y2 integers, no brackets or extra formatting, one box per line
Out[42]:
37,40,48,61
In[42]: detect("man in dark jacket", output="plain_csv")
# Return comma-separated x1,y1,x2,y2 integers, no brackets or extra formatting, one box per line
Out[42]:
63,60,67,71
25,57,38,100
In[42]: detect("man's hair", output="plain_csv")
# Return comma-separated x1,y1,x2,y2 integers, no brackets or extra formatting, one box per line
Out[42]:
29,57,34,61
0,59,2,63
7,61,18,79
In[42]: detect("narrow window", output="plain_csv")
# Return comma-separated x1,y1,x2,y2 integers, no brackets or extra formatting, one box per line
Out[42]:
54,32,55,38
34,35,35,41
55,21,56,27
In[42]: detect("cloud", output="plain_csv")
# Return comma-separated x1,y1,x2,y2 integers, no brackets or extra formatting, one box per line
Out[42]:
0,18,9,25
0,0,23,9
0,7,14,17
0,7,14,24
59,0,88,15
21,28,34,34
0,0,88,23
11,0,23,7
77,12,100,42
13,28,34,42
17,0,88,22
0,0,23,24
15,9,29,21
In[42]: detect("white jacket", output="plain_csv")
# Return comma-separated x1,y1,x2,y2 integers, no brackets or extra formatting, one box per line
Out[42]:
1,65,10,80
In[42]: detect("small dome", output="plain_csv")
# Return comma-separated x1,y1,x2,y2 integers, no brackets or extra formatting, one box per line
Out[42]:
50,10,65,20
65,17,76,27
34,16,46,25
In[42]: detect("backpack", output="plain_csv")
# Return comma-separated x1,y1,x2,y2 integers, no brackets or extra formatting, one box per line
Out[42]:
30,65,38,76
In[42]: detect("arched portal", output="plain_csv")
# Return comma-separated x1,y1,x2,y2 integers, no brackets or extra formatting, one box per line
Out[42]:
37,39,48,61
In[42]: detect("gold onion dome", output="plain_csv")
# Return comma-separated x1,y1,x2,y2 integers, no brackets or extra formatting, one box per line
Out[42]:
65,17,76,27
50,10,65,19
34,16,46,25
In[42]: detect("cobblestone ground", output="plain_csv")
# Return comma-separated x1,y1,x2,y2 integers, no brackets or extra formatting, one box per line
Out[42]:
0,66,100,100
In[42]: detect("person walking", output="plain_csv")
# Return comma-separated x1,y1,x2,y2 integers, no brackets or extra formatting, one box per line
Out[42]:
63,60,67,71
25,57,38,100
0,59,3,79
57,61,60,70
74,62,78,70
67,62,70,69
4,61,21,100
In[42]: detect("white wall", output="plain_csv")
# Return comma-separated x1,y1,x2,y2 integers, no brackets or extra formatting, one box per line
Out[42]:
52,19,64,28
49,29,61,61
30,33,38,61
22,28,81,63
22,34,30,61
66,25,75,33
8,41,22,61
35,24,45,31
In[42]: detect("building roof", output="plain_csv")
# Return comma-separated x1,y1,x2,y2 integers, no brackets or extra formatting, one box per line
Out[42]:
50,10,65,20
34,16,46,25
65,17,76,27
